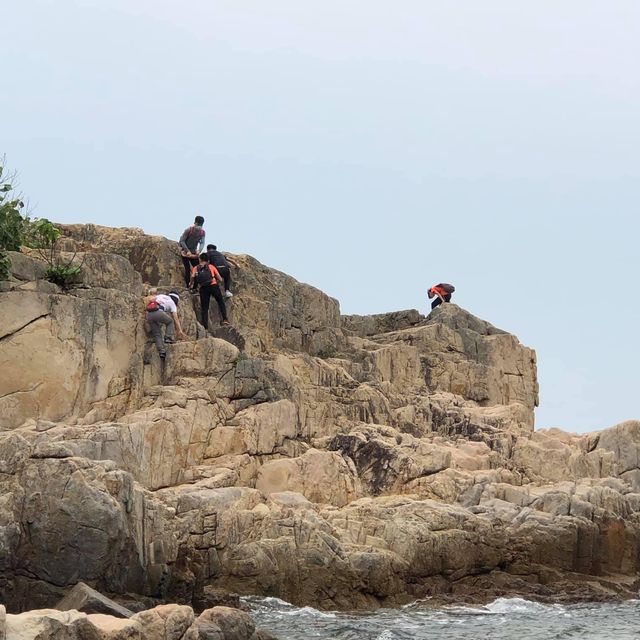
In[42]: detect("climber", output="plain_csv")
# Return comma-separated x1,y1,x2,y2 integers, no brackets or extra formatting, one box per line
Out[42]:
428,283,455,310
145,291,187,359
178,215,206,287
190,253,229,329
206,244,239,298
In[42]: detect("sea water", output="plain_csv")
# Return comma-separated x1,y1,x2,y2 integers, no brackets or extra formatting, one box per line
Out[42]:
246,596,640,640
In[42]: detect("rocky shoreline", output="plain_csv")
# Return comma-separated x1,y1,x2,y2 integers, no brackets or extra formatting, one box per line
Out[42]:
0,602,276,640
1,223,639,633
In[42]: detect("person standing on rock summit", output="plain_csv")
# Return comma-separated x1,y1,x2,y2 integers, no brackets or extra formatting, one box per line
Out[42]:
145,291,187,359
190,253,230,329
178,216,206,287
206,244,239,298
428,283,455,309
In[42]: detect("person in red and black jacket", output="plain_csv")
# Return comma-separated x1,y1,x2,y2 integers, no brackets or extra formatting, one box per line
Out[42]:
189,253,230,329
427,283,455,310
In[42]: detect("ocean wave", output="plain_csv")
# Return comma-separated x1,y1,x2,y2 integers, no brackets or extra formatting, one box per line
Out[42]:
444,597,566,616
242,595,337,619
246,597,640,640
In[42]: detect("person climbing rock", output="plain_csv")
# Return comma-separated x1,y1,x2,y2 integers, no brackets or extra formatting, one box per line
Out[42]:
428,283,455,310
145,291,187,359
178,215,206,287
190,253,229,329
206,244,239,298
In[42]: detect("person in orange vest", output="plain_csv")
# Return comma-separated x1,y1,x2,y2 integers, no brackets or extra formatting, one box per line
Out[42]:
427,283,455,310
189,253,230,329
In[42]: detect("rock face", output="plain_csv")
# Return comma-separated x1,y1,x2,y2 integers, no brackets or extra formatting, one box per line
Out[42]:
1,603,272,640
0,224,638,615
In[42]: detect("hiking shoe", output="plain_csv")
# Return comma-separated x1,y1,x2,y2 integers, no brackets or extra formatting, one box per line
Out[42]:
225,290,234,298
159,350,167,359
164,337,176,344
221,320,231,326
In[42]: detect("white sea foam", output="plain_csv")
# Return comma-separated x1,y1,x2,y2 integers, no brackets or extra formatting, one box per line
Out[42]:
444,597,565,617
484,597,558,614
279,605,337,618
247,596,640,640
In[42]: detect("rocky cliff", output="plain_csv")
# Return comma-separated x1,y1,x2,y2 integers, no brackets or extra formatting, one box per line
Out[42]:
1,224,639,617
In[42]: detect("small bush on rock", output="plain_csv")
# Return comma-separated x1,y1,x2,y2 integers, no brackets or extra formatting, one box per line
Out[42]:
30,218,83,288
0,160,28,280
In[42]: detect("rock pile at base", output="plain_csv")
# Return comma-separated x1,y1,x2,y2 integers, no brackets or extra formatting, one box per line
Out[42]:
0,602,276,640
0,223,639,616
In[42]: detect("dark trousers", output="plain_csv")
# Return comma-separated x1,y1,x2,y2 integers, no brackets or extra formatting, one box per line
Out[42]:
199,284,227,328
431,294,452,309
217,265,232,292
182,256,199,287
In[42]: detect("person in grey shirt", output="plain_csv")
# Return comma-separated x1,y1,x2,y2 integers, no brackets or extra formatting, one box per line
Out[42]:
178,215,206,286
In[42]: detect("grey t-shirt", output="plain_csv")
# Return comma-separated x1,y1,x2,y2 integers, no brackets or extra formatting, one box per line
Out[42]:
179,225,206,253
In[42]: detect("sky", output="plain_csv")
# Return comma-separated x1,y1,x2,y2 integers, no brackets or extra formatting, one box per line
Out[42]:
2,0,638,432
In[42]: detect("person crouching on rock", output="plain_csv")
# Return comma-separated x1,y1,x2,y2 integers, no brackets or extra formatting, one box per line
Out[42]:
427,283,455,309
178,215,206,287
206,244,239,298
190,253,230,329
145,291,187,359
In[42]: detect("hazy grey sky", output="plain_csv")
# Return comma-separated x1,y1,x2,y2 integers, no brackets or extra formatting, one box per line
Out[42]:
3,1,638,432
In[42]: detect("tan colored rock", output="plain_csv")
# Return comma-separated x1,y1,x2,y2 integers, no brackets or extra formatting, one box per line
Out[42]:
193,607,255,640
58,224,342,357
87,615,142,639
0,289,144,429
229,400,298,456
132,605,194,640
3,223,639,613
5,609,102,640
3,604,272,640
256,448,360,506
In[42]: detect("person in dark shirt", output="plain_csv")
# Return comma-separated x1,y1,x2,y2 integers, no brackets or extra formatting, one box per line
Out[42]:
178,216,206,287
206,244,239,298
189,253,229,329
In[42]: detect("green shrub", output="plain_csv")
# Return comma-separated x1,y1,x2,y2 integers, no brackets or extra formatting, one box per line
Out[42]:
0,161,29,280
0,158,84,287
30,218,83,289
316,346,338,360
45,264,82,287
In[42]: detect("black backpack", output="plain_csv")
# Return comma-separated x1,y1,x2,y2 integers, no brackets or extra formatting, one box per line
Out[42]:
195,264,214,286
439,283,456,294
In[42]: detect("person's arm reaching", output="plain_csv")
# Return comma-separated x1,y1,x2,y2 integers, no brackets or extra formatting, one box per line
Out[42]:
211,265,222,283
172,311,187,339
226,255,240,269
179,227,190,253
196,230,206,254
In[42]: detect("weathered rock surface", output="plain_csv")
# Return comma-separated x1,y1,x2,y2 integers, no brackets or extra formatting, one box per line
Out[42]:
55,583,134,619
1,603,272,640
0,223,638,617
